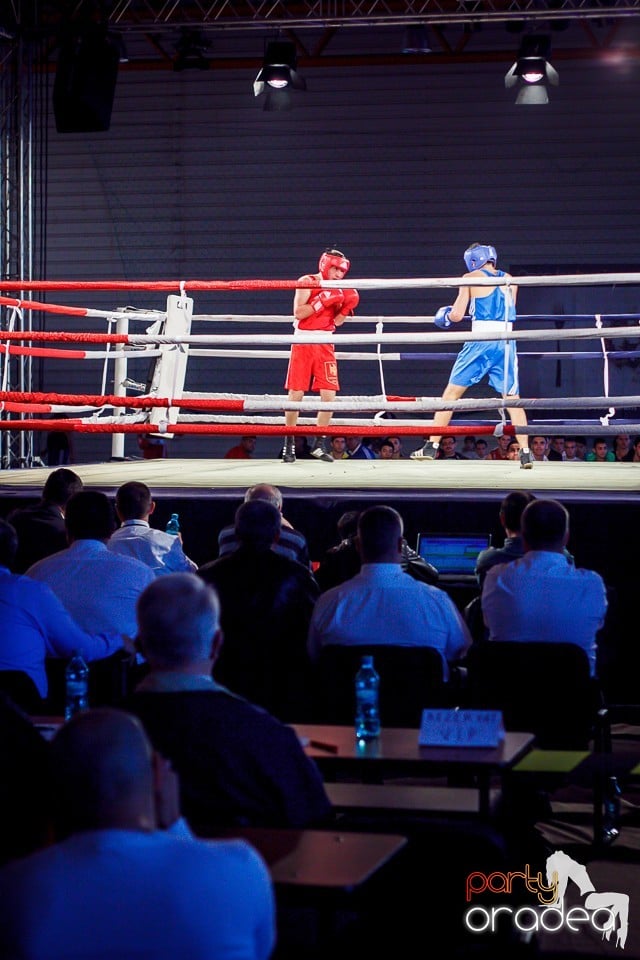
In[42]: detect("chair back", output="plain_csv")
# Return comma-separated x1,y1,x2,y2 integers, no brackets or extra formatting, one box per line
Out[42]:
314,644,448,727
0,670,45,714
465,641,602,749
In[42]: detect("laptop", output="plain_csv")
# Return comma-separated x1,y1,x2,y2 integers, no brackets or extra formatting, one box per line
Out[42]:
416,532,491,583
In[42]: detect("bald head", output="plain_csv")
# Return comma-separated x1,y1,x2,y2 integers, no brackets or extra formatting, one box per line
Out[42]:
357,505,404,564
244,483,283,512
136,573,221,668
522,498,569,552
50,708,154,836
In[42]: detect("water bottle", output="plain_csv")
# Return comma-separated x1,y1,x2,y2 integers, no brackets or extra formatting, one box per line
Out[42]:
165,512,180,536
65,652,89,721
601,775,622,843
355,654,380,740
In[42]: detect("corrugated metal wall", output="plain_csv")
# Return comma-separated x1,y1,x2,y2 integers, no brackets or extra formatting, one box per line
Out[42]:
42,50,640,462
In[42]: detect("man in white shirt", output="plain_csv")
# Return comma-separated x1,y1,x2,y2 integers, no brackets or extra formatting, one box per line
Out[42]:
308,505,471,679
481,498,607,676
109,481,197,576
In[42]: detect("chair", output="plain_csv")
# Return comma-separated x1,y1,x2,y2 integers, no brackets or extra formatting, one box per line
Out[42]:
313,644,450,727
0,670,45,714
464,641,604,749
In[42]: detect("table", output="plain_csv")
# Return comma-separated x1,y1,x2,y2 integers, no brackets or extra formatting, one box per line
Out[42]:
293,723,535,818
206,826,407,894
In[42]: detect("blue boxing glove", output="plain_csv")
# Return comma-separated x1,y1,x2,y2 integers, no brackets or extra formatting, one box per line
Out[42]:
434,306,453,329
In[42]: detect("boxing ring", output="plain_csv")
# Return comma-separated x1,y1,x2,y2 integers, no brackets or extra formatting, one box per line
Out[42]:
0,271,639,509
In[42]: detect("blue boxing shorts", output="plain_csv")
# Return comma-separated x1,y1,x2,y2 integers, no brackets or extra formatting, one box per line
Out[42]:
449,339,520,396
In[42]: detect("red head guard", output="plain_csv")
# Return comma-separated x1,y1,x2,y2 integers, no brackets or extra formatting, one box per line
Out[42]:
318,249,350,279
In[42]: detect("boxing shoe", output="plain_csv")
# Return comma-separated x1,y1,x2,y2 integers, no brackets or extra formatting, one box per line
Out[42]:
410,441,439,460
310,437,334,463
281,437,296,464
519,448,534,470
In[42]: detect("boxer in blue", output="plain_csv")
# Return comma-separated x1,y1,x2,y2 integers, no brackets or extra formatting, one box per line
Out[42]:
411,242,533,469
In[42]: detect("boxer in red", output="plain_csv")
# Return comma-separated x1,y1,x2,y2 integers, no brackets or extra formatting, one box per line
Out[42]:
282,249,359,463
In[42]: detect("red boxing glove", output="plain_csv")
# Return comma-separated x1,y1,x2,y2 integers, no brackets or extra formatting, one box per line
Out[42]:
309,288,344,314
340,289,359,316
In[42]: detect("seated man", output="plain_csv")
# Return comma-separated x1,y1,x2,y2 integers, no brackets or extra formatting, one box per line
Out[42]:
216,483,310,568
0,519,126,700
308,505,470,679
201,500,318,720
481,498,607,676
27,490,155,639
0,708,275,960
128,573,332,833
475,491,536,588
7,467,83,573
109,481,197,576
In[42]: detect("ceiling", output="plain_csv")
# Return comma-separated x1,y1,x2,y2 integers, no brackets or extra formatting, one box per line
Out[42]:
2,1,640,68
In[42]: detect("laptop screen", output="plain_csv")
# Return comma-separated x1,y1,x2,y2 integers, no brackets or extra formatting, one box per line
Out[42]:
416,533,491,576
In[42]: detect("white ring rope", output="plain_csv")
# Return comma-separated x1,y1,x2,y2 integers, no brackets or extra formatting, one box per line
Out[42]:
116,325,640,347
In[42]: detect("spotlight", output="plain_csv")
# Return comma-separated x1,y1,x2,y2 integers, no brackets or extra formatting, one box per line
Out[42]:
505,34,559,104
254,40,306,100
402,24,432,54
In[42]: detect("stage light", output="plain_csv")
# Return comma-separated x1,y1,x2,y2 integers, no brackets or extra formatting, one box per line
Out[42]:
505,34,559,104
254,40,306,100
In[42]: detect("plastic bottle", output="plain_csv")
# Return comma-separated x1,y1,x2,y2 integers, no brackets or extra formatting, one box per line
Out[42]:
165,512,180,535
64,652,89,721
355,654,381,740
601,775,622,843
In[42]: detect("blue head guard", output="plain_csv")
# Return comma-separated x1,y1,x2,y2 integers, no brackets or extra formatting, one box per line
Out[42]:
464,244,497,271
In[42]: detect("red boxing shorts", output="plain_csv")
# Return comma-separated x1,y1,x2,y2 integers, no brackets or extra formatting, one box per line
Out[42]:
285,342,339,392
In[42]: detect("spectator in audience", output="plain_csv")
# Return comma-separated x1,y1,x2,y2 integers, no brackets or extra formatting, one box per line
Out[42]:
474,438,489,459
223,435,256,459
505,438,521,460
485,434,512,461
475,491,536,589
129,574,331,832
575,436,588,460
563,437,582,462
482,498,607,676
436,435,468,460
547,437,566,461
314,510,361,592
137,433,168,460
461,435,477,457
314,508,439,594
530,435,549,462
217,483,310,568
386,435,405,459
0,519,126,701
613,434,631,461
308,505,469,678
108,481,197,575
7,468,83,573
199,500,319,719
329,436,348,460
345,436,376,459
0,692,53,865
586,437,615,462
0,707,276,960
27,491,155,639
622,436,640,462
378,439,395,460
